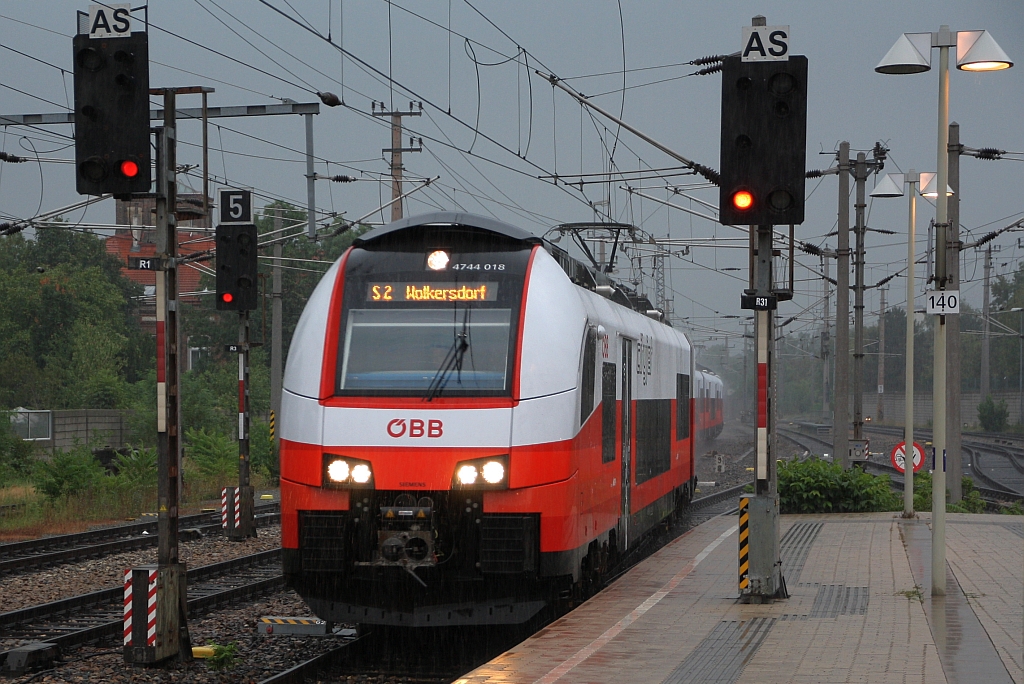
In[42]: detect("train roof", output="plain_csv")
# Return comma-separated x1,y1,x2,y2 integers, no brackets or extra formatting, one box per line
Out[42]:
354,211,541,246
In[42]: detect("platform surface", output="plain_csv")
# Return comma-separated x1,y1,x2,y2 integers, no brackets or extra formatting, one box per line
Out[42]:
456,511,1024,684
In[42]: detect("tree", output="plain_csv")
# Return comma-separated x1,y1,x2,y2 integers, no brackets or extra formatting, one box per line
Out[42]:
978,395,1009,432
0,230,148,410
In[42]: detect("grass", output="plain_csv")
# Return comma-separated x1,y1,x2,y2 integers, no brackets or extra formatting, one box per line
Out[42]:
896,586,924,603
0,466,275,541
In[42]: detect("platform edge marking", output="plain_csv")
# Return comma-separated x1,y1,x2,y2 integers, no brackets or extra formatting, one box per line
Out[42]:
532,524,737,684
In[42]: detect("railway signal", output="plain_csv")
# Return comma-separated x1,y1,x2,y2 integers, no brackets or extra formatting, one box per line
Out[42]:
215,224,258,311
72,25,150,196
724,16,808,604
719,47,807,226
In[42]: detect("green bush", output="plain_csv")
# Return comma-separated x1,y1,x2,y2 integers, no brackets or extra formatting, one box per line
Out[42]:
185,427,237,482
33,444,105,501
978,395,1009,432
778,457,901,514
912,473,987,513
0,413,34,486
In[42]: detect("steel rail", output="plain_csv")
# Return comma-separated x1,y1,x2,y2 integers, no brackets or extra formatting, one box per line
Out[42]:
0,549,284,669
0,503,280,572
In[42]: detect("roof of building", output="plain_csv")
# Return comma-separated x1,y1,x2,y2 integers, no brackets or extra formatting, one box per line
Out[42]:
104,230,215,301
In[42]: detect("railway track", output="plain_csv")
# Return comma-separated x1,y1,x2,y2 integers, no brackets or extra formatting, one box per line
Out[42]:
254,481,753,684
0,549,284,671
0,502,280,574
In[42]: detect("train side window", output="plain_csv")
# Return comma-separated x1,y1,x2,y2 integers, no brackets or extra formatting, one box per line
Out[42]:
710,386,717,420
580,328,598,426
676,373,690,440
601,362,617,463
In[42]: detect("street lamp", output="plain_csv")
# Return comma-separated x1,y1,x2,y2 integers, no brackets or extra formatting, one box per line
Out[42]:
876,25,1013,597
871,172,927,518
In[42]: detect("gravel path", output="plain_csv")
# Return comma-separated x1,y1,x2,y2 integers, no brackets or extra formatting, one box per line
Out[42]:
2,526,283,612
6,590,353,684
695,422,756,492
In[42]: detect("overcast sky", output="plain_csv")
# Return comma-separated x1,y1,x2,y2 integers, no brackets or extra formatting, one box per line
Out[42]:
2,0,1023,350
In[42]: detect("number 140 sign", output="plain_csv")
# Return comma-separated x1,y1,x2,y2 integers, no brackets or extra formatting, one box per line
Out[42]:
926,290,959,315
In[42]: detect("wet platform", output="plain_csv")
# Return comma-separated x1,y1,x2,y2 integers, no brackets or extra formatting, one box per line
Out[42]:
457,512,1024,683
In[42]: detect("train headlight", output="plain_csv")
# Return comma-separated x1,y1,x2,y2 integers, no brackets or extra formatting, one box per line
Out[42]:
323,454,374,488
426,250,450,270
351,464,372,484
452,455,508,489
481,460,505,484
326,459,350,483
456,464,479,485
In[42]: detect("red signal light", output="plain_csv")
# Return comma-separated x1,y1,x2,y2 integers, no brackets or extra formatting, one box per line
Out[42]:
119,160,140,178
221,293,234,303
732,190,754,211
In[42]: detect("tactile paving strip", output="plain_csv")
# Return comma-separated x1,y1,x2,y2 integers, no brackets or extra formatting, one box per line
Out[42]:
779,521,822,584
808,584,869,618
660,617,776,684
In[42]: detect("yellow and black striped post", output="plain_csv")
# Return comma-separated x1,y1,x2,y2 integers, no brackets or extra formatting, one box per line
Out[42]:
269,410,275,442
738,497,750,591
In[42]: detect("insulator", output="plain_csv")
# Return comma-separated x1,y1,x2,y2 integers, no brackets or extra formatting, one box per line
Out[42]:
976,147,1004,160
0,152,25,163
690,54,725,66
691,164,720,185
800,242,822,256
318,91,341,107
329,175,356,183
806,169,825,178
696,63,723,76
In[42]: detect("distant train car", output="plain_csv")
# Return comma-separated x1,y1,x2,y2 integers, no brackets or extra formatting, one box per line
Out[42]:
279,212,702,627
694,368,724,440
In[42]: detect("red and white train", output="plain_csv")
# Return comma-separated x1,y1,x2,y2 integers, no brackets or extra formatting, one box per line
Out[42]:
280,212,723,627
695,368,724,441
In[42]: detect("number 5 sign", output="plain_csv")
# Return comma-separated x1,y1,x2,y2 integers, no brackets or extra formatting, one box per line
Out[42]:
219,188,253,225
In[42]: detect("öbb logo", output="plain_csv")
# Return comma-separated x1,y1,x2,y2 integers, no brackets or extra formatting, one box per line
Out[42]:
386,418,443,438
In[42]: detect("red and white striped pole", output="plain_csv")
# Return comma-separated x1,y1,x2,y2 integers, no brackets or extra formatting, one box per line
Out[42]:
229,311,255,540
756,308,769,483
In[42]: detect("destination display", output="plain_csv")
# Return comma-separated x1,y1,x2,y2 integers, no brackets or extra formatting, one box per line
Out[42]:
367,282,499,302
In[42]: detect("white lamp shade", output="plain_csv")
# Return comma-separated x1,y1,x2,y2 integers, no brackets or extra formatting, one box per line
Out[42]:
957,30,1013,71
919,173,954,198
870,174,905,198
876,33,932,74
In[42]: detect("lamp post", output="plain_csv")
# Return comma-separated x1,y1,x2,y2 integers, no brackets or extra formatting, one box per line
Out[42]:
876,25,1013,597
871,172,923,517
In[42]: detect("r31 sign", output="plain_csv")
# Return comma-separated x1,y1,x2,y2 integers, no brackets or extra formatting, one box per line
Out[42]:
926,290,960,315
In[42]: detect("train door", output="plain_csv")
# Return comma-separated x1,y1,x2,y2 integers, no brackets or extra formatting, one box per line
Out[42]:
620,338,633,550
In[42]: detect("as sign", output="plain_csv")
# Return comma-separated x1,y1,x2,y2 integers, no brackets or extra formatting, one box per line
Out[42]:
88,4,132,38
741,25,790,62
926,290,960,315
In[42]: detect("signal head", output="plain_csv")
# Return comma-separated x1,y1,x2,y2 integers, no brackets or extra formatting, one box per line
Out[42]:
732,190,755,211
119,159,139,178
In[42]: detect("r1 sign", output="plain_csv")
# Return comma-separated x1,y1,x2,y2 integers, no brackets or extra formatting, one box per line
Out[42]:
926,290,959,315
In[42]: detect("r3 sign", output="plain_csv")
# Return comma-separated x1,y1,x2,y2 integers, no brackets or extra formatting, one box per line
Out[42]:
926,290,960,315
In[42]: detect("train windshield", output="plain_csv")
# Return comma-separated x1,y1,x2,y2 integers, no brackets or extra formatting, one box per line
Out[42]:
339,307,512,392
336,226,532,397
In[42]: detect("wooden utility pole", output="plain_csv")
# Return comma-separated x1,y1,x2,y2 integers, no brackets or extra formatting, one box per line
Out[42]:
876,287,886,423
371,101,422,221
946,122,963,501
835,143,851,468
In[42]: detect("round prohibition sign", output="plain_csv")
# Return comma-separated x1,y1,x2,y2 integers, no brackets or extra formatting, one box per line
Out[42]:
890,441,925,474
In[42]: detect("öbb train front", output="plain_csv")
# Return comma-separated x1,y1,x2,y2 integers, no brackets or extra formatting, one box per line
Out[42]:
280,212,698,627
